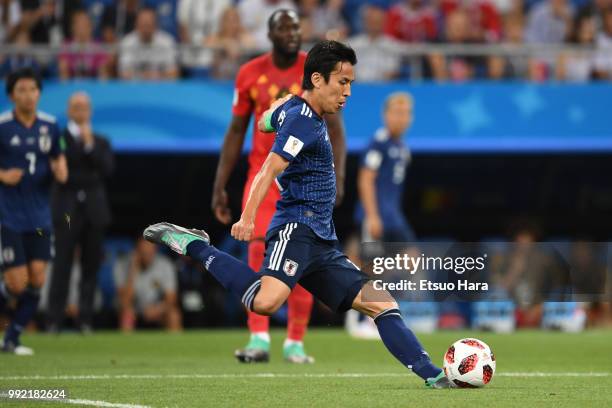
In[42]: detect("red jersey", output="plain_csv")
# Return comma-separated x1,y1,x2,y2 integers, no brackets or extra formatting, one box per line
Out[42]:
232,51,307,177
440,0,502,42
384,3,438,43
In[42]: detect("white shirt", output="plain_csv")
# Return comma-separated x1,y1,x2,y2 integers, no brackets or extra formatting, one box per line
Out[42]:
348,34,401,82
0,0,21,43
119,30,178,78
177,0,231,67
594,33,612,76
238,0,296,49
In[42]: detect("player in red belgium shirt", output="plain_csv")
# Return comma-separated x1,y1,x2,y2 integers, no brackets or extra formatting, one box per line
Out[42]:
211,9,346,363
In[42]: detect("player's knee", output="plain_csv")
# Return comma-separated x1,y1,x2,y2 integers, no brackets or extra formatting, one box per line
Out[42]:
252,296,283,316
28,267,46,289
3,268,29,295
368,300,399,317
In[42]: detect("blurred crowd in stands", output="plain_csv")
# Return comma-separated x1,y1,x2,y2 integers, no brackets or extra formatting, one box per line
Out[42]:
1,0,611,81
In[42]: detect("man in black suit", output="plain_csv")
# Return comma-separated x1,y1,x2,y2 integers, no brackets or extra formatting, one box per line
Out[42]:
48,91,114,332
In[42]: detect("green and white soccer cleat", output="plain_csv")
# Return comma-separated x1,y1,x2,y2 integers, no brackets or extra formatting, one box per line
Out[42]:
143,222,210,255
1,340,34,356
235,336,270,363
283,342,315,364
425,371,454,389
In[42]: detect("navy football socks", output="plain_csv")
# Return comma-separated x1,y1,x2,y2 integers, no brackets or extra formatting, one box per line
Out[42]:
186,241,261,310
3,286,40,347
374,308,442,380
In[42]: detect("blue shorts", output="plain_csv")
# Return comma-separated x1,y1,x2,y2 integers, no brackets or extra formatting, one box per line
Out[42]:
261,223,369,312
0,225,53,270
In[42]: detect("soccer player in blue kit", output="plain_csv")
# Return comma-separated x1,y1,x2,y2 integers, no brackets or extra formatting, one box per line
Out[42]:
0,68,68,355
144,41,452,388
357,92,415,243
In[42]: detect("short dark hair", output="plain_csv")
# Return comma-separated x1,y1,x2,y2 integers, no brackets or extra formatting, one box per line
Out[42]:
302,41,357,90
268,8,298,31
5,67,42,95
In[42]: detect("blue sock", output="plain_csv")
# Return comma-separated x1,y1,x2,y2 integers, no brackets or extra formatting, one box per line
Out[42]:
187,241,261,310
4,286,40,346
0,281,11,312
374,308,442,380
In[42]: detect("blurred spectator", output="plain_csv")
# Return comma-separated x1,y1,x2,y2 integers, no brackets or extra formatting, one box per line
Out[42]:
0,0,22,44
0,28,41,78
101,0,140,44
348,5,401,81
439,0,502,42
593,7,612,79
48,92,114,333
556,13,597,81
20,0,81,44
58,10,110,80
342,0,396,34
489,228,553,327
206,6,256,80
430,9,485,81
144,0,179,39
177,0,230,75
525,0,573,44
81,0,114,37
114,238,181,332
576,0,611,33
118,8,178,80
237,0,296,49
298,0,347,44
384,0,438,43
488,14,530,79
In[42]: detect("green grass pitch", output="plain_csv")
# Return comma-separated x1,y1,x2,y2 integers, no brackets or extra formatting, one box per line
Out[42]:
1,329,611,407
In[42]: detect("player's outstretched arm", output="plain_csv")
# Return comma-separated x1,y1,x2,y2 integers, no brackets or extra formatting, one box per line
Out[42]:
50,154,68,184
231,152,289,241
211,115,250,224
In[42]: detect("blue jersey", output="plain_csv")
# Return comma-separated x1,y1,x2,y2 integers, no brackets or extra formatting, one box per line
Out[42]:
268,96,337,241
0,111,63,232
355,128,411,232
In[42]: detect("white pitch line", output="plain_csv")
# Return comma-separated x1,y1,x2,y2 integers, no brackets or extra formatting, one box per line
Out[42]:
0,372,609,381
58,399,151,408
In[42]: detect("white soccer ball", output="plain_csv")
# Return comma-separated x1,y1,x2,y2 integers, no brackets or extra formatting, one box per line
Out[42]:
443,338,496,388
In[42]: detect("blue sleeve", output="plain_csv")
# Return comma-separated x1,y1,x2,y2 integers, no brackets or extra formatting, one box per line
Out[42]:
49,123,63,158
361,140,385,171
270,109,316,162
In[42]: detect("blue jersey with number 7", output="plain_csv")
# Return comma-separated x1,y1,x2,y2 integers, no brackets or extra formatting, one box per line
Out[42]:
0,110,63,232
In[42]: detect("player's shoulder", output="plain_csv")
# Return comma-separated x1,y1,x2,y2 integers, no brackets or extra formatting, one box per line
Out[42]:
373,128,391,144
36,110,57,124
238,53,271,78
0,110,14,126
0,111,13,127
283,98,318,124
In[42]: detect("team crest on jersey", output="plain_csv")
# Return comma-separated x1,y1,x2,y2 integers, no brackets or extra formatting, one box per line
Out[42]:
283,259,299,277
39,134,51,153
10,134,20,146
2,247,15,264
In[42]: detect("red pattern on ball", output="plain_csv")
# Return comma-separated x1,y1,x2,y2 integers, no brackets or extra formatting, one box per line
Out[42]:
483,365,493,384
461,339,485,349
445,346,455,364
458,353,478,375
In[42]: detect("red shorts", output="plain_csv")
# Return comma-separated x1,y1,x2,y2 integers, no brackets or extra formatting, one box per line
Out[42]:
242,172,281,239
